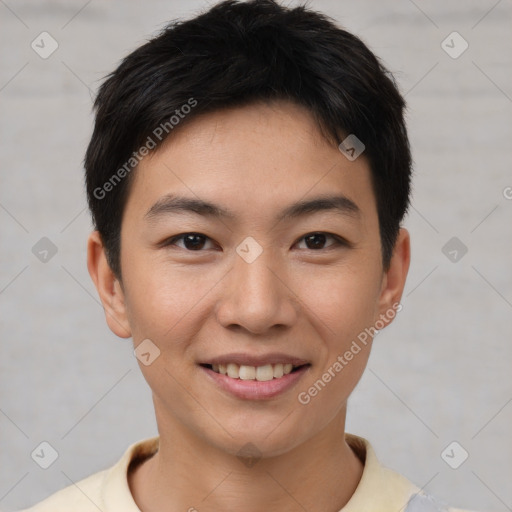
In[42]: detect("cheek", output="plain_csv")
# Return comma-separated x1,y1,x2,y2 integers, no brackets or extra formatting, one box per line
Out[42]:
121,256,207,343
295,271,377,424
300,261,382,342
294,261,380,408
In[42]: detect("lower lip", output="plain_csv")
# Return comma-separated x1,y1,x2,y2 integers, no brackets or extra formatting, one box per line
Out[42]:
201,365,309,400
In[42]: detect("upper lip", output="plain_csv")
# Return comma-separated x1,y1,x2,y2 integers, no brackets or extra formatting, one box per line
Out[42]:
200,353,310,367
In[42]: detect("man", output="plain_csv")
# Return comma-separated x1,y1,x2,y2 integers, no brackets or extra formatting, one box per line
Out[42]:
22,1,474,510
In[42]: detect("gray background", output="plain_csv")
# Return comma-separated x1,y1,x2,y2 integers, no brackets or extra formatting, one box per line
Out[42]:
1,0,511,511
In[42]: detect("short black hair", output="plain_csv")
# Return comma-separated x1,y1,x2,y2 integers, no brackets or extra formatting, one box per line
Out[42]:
85,0,412,278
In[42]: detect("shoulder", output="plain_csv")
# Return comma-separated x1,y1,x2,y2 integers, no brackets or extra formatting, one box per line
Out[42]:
345,434,478,512
18,436,159,512
18,468,110,512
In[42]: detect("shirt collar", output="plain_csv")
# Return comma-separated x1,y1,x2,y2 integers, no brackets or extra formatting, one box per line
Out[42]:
100,433,419,512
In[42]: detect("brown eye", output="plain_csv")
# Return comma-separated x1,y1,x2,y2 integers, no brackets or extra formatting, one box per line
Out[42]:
165,233,215,251
296,232,344,250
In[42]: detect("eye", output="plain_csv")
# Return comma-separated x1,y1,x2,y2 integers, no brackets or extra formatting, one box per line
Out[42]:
295,232,346,250
164,233,216,251
162,231,347,252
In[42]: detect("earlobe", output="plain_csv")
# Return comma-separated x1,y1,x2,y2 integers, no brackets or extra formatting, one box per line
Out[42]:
87,231,132,339
377,228,410,328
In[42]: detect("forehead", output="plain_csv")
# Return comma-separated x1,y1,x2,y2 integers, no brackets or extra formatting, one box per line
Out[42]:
124,100,377,225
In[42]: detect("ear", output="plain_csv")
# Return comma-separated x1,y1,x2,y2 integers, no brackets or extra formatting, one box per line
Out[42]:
376,228,410,328
87,231,132,338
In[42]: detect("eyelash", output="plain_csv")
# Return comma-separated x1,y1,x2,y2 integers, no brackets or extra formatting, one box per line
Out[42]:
162,232,348,252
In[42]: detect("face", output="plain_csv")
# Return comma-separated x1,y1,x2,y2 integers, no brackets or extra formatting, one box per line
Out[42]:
89,100,409,458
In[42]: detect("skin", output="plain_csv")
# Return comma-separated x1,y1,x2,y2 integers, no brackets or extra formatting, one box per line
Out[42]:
88,100,410,512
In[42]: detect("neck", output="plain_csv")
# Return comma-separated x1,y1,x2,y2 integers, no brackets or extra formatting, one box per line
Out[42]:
129,408,363,512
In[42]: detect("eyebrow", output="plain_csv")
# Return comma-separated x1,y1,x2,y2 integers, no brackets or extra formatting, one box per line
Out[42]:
144,193,361,223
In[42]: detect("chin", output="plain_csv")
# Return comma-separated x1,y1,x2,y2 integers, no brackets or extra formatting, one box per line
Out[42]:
204,415,311,459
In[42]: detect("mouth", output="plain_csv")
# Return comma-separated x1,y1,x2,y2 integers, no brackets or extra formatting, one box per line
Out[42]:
200,362,310,381
198,355,311,400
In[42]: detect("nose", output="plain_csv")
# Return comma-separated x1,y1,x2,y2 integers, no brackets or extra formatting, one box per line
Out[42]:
215,245,298,335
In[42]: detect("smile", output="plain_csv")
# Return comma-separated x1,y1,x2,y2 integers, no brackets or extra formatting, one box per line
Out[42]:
205,362,300,381
200,357,311,400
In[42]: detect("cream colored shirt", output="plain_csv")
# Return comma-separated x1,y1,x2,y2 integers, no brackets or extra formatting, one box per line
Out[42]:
20,434,472,512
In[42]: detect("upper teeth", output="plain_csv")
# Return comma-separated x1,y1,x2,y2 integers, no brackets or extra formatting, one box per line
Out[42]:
211,363,294,381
